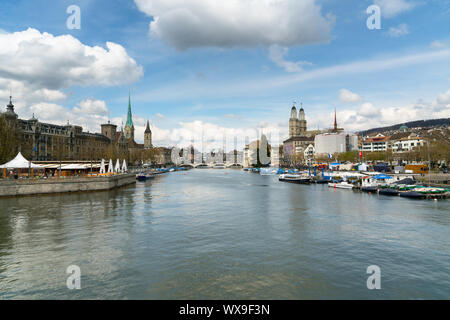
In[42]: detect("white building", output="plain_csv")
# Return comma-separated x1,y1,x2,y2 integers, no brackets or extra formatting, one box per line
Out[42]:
314,132,358,155
391,133,425,153
303,144,315,165
362,134,390,152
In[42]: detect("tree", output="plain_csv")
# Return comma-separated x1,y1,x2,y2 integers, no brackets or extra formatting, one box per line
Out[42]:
0,115,19,164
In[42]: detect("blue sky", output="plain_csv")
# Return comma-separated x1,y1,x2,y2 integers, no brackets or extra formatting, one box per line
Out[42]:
0,0,449,147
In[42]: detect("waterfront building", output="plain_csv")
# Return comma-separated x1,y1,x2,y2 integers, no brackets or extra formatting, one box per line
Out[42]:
283,104,315,165
1,94,146,161
315,133,358,155
389,132,424,153
314,109,358,155
361,133,390,152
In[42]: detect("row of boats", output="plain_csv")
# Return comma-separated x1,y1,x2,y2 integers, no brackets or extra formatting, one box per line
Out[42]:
136,167,189,181
262,169,450,200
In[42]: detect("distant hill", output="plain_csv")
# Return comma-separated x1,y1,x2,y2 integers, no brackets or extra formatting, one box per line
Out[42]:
360,118,450,136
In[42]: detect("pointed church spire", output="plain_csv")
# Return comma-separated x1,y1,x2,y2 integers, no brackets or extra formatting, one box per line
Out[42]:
145,120,151,133
126,90,133,128
334,107,338,131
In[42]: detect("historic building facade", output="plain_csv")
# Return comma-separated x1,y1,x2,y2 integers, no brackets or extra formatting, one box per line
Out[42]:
1,94,150,161
283,104,314,165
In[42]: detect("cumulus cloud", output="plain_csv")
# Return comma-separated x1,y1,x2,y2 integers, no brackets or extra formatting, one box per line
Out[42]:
0,28,143,90
437,89,450,105
339,89,362,103
25,99,112,133
0,28,143,135
387,24,410,37
327,88,450,131
148,119,285,151
73,99,109,116
135,0,333,49
374,0,416,18
269,45,312,73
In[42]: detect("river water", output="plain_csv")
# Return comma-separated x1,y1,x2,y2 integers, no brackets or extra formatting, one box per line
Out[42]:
0,169,449,299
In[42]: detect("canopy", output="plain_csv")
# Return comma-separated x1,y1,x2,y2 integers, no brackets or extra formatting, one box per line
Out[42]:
61,164,87,170
115,159,121,173
99,159,106,174
373,174,392,180
108,159,114,173
121,159,127,173
0,152,43,169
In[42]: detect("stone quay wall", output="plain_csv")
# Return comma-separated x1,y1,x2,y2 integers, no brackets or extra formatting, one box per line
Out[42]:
0,174,136,198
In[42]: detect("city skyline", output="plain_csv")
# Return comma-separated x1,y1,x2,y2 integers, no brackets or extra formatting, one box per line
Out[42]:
0,0,449,148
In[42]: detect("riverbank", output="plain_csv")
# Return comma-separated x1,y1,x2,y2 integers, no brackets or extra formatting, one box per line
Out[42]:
0,174,136,198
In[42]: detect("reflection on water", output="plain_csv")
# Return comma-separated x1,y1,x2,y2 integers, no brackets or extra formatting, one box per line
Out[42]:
0,170,449,299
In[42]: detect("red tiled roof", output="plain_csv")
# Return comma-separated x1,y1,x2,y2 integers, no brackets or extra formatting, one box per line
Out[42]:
364,136,390,143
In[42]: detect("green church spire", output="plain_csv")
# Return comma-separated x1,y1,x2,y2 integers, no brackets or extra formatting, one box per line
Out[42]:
126,90,134,128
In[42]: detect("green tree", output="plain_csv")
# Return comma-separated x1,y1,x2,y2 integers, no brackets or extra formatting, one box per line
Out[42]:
0,115,19,164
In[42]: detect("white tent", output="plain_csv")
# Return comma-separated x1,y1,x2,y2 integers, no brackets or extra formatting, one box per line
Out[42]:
0,152,43,169
121,159,127,173
61,164,87,170
114,159,121,173
108,159,114,173
99,159,106,174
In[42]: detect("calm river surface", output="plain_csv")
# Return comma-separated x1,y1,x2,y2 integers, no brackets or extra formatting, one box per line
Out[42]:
0,169,449,299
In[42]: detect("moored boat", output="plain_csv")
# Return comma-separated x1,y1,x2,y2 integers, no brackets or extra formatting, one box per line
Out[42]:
400,191,426,199
328,181,354,190
378,188,399,196
279,174,311,184
361,186,378,192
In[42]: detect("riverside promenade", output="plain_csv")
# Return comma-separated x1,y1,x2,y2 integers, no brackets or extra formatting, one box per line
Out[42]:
0,174,136,198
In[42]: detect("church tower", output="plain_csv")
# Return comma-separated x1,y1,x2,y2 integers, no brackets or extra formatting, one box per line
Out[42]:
298,104,307,135
144,120,152,149
289,105,298,138
124,91,135,141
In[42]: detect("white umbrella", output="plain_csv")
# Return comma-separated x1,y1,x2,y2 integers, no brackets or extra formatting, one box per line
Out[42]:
115,159,121,173
99,159,106,174
122,159,128,173
108,159,114,173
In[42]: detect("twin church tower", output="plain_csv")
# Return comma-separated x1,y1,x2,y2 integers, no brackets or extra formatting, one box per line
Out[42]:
289,104,307,138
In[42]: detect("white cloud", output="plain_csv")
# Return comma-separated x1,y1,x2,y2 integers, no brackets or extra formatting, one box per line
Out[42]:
437,89,450,105
339,89,362,103
374,0,416,18
26,100,112,134
135,0,333,49
387,24,410,37
327,88,450,131
73,99,109,116
430,40,446,49
0,28,143,135
0,28,143,90
358,102,378,117
268,45,312,73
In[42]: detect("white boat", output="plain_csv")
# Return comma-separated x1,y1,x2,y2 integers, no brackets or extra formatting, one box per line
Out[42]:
212,163,226,169
328,181,354,190
279,174,312,184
